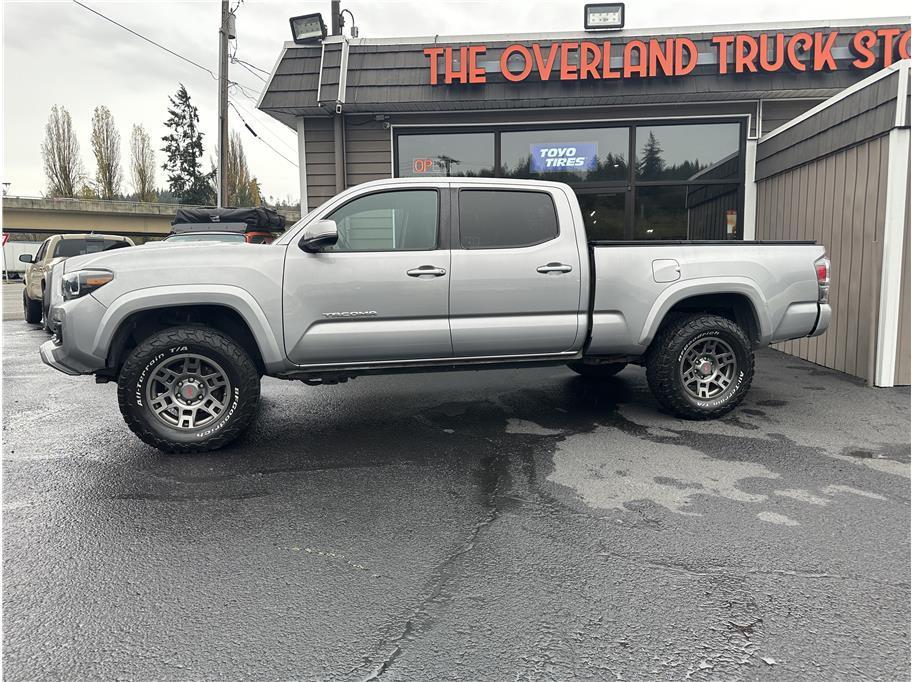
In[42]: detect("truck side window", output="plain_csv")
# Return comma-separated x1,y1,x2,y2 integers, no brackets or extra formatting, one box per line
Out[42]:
459,190,558,249
326,190,438,252
34,240,49,262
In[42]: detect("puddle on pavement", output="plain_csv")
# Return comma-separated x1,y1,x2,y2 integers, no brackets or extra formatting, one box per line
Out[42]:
547,425,778,516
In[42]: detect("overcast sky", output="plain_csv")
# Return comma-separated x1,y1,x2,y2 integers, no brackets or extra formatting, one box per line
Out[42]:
3,0,909,203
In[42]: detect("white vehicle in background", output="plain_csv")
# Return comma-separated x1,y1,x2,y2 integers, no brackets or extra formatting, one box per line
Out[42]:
2,240,40,280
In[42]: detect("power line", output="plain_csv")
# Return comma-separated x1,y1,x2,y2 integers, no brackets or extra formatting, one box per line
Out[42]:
229,96,298,155
228,102,298,167
233,58,271,76
72,0,262,97
73,0,219,79
231,58,267,84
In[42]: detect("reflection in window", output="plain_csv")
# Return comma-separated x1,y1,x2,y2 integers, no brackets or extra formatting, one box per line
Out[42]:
577,193,626,240
327,190,438,251
397,133,495,178
459,190,557,249
636,124,740,181
635,184,739,240
500,128,628,183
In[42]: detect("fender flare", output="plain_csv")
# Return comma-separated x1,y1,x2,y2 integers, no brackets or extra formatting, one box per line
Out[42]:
637,277,771,347
92,284,285,370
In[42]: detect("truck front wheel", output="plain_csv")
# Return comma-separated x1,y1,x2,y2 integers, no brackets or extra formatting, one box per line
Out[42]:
646,314,754,420
117,326,261,453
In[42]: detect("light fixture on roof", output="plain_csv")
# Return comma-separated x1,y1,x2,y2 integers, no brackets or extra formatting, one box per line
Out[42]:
584,3,625,30
289,13,327,44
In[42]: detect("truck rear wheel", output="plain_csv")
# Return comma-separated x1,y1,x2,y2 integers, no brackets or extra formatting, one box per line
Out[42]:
22,289,41,324
646,313,753,420
567,361,627,378
117,326,260,453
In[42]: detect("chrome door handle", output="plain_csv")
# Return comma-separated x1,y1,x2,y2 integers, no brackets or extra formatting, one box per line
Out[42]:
407,265,447,277
537,262,573,274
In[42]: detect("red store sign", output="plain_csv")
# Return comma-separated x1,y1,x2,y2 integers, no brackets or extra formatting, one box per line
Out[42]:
423,28,911,84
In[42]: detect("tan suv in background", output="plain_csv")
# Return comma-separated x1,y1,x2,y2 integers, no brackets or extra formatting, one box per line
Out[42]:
20,233,133,324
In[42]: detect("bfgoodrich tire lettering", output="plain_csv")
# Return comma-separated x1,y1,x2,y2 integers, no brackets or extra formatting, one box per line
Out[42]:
117,325,260,453
646,313,754,420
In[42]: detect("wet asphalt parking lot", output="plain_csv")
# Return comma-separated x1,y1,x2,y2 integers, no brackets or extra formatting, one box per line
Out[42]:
2,282,910,680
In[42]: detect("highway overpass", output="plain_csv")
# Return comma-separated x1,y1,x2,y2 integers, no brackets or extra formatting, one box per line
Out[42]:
1,196,301,242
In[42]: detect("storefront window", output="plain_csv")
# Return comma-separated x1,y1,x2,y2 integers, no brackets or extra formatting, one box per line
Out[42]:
577,192,626,240
635,184,740,240
635,123,740,181
394,120,744,240
500,128,628,183
397,132,495,178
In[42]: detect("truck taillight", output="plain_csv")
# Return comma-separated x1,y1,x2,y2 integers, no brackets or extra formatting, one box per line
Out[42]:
815,257,830,304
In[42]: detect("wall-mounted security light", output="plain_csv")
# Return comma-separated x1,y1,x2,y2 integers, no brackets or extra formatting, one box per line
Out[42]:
584,3,625,30
289,13,327,44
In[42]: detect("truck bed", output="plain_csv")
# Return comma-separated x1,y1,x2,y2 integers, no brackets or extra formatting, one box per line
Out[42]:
584,240,827,357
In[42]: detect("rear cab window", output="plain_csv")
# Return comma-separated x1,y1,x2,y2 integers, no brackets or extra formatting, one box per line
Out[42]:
458,189,558,249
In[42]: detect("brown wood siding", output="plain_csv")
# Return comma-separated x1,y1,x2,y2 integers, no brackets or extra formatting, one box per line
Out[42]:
757,135,889,382
756,72,899,181
304,117,337,207
345,120,392,188
896,178,911,385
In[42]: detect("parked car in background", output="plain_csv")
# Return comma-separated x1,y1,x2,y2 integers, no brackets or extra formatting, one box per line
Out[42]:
167,206,286,245
40,178,831,453
164,223,280,245
2,240,41,280
20,233,133,324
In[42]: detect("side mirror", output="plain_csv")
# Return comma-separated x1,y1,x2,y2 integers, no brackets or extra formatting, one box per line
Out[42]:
299,219,338,253
18,254,33,264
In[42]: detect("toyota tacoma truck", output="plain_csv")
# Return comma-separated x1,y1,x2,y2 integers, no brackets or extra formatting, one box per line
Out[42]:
40,178,831,453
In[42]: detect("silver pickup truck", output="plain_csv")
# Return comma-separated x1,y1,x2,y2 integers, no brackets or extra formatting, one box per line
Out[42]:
40,178,831,453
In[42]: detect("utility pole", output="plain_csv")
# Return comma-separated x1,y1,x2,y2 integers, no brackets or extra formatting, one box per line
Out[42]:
217,0,230,208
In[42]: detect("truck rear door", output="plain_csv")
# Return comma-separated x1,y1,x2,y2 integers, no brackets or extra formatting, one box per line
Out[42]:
282,186,452,365
448,185,584,356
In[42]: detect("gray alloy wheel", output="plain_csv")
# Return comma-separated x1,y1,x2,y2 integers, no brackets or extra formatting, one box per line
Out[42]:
145,353,232,430
677,336,737,400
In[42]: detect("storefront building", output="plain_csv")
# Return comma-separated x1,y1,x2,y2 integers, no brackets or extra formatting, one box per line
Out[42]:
258,17,911,384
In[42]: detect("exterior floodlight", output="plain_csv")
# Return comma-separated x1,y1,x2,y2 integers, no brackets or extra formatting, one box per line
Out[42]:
584,3,625,30
289,13,327,44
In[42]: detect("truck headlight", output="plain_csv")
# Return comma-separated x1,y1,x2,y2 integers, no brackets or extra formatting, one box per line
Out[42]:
62,269,114,300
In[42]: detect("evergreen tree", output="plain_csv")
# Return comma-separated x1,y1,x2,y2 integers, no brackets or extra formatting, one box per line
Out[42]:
161,84,214,205
638,131,665,179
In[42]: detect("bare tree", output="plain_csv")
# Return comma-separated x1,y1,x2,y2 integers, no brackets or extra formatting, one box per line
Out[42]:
41,105,83,198
130,124,156,202
226,131,261,206
91,106,122,199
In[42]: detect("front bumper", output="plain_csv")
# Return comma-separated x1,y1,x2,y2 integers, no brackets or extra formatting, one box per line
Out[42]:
38,295,109,376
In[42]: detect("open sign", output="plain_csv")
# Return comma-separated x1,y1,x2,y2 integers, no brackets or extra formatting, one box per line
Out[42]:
413,158,436,174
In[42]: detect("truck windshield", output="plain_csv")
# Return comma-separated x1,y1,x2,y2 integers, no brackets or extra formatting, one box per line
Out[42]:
53,239,129,257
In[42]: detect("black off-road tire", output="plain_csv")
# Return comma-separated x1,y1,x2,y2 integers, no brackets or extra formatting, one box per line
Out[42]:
117,325,260,454
646,313,754,420
23,289,42,324
567,361,627,379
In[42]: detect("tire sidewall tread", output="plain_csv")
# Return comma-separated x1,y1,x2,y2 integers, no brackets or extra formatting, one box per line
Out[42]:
117,325,260,454
646,313,754,420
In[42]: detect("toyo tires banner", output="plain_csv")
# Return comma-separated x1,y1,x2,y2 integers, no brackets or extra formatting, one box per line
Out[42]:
530,143,598,172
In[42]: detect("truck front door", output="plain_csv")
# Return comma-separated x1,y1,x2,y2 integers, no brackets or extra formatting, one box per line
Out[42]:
283,187,452,365
448,186,584,357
